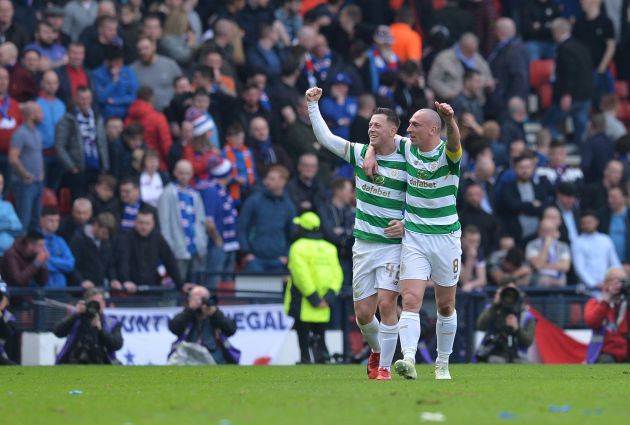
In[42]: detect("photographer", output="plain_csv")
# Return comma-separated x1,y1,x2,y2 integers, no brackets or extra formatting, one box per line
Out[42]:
168,285,237,365
0,283,18,365
584,267,629,363
53,289,123,364
476,285,536,363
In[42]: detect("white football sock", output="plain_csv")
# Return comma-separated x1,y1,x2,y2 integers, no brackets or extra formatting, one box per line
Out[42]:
378,322,398,369
356,316,380,353
398,311,420,361
436,310,457,364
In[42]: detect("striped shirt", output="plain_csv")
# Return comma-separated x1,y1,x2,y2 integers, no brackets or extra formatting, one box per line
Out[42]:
348,143,407,244
399,137,461,235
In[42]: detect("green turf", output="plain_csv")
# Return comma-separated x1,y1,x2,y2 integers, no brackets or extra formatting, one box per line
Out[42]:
1,365,629,425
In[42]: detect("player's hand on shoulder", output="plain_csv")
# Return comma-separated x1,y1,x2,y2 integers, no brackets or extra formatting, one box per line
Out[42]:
362,146,378,178
305,87,323,102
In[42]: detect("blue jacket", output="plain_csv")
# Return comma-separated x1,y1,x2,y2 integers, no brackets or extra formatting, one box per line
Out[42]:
91,65,138,119
197,180,240,253
44,233,75,288
320,96,358,140
0,199,22,256
237,189,296,260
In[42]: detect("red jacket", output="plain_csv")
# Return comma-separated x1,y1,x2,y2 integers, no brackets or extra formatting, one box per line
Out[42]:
9,64,39,103
0,96,23,153
124,100,172,170
0,238,48,287
584,298,629,362
182,144,218,181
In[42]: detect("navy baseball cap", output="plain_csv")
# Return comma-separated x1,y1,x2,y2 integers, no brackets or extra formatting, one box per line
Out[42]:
331,72,352,86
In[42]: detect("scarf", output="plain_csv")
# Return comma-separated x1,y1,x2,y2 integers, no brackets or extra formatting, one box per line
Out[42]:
454,43,479,71
76,108,99,169
224,145,256,203
177,186,197,256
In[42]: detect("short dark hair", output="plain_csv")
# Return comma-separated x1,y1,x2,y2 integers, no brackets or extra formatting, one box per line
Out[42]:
581,210,599,219
372,107,400,128
194,65,214,81
76,85,91,95
24,230,44,243
504,247,524,267
549,140,565,150
41,206,60,217
96,174,117,190
122,124,144,140
119,176,139,188
331,178,351,193
463,224,480,235
137,86,154,101
94,212,117,235
226,122,244,136
97,15,118,29
513,152,535,165
463,69,481,81
266,164,290,180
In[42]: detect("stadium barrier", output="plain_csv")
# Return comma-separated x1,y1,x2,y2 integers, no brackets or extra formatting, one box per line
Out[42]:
5,279,592,365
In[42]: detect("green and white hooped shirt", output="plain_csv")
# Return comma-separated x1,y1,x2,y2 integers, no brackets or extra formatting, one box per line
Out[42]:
398,137,462,235
349,143,407,244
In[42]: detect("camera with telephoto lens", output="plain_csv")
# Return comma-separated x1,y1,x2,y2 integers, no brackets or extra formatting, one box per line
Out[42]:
84,300,101,319
202,294,218,307
498,286,522,316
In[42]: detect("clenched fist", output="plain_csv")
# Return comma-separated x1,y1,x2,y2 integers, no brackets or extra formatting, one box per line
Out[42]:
305,87,323,102
434,101,455,121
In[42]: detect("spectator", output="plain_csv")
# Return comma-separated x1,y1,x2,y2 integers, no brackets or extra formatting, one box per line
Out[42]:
58,198,92,243
574,0,616,102
132,37,182,112
598,186,630,264
500,97,527,147
458,182,501,257
246,23,285,81
160,5,197,67
39,207,75,289
395,61,431,128
222,123,256,205
238,165,296,273
487,17,529,119
274,0,303,43
91,47,139,120
0,230,48,287
0,67,21,189
42,6,71,48
349,93,375,146
183,107,219,181
390,7,422,64
9,102,44,231
24,21,67,69
0,0,29,50
82,15,122,70
287,153,329,214
453,70,485,127
581,113,617,184
235,83,272,137
320,73,358,140
582,159,625,211
53,288,122,365
460,225,488,292
9,48,41,103
476,285,536,363
108,123,143,182
526,218,571,287
545,18,593,145
285,212,343,364
584,267,629,363
201,48,237,98
535,141,584,187
117,207,185,291
139,150,167,208
55,86,109,199
168,285,237,365
0,173,21,255
56,42,90,107
522,0,562,61
197,158,240,287
158,160,207,281
248,116,291,178
298,32,345,91
87,174,119,223
428,32,493,101
70,212,118,290
497,153,554,245
600,94,627,142
37,70,66,190
0,284,17,365
118,177,157,231
488,246,532,287
573,210,622,289
555,182,581,244
62,0,98,42
124,86,173,170
364,25,399,94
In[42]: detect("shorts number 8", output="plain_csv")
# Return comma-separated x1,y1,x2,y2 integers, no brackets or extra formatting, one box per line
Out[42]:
452,259,459,274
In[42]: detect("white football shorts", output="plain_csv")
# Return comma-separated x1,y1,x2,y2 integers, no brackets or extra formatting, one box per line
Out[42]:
399,229,462,287
352,239,402,301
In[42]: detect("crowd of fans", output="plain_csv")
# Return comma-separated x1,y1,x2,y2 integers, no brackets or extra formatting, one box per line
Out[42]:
0,0,628,300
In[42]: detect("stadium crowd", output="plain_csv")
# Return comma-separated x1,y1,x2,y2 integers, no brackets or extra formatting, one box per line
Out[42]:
0,0,629,363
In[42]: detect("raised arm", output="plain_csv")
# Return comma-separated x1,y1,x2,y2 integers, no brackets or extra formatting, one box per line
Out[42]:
435,102,461,154
306,87,352,162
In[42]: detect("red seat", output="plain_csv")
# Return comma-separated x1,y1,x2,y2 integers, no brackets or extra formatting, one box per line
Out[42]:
615,81,629,100
59,188,71,215
530,59,554,89
42,188,58,208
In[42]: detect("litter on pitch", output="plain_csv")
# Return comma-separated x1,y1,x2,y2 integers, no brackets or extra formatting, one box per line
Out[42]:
68,390,83,395
420,412,446,422
498,411,517,420
548,405,571,413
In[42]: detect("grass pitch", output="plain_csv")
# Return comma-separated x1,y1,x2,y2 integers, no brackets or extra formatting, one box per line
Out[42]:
1,364,629,425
